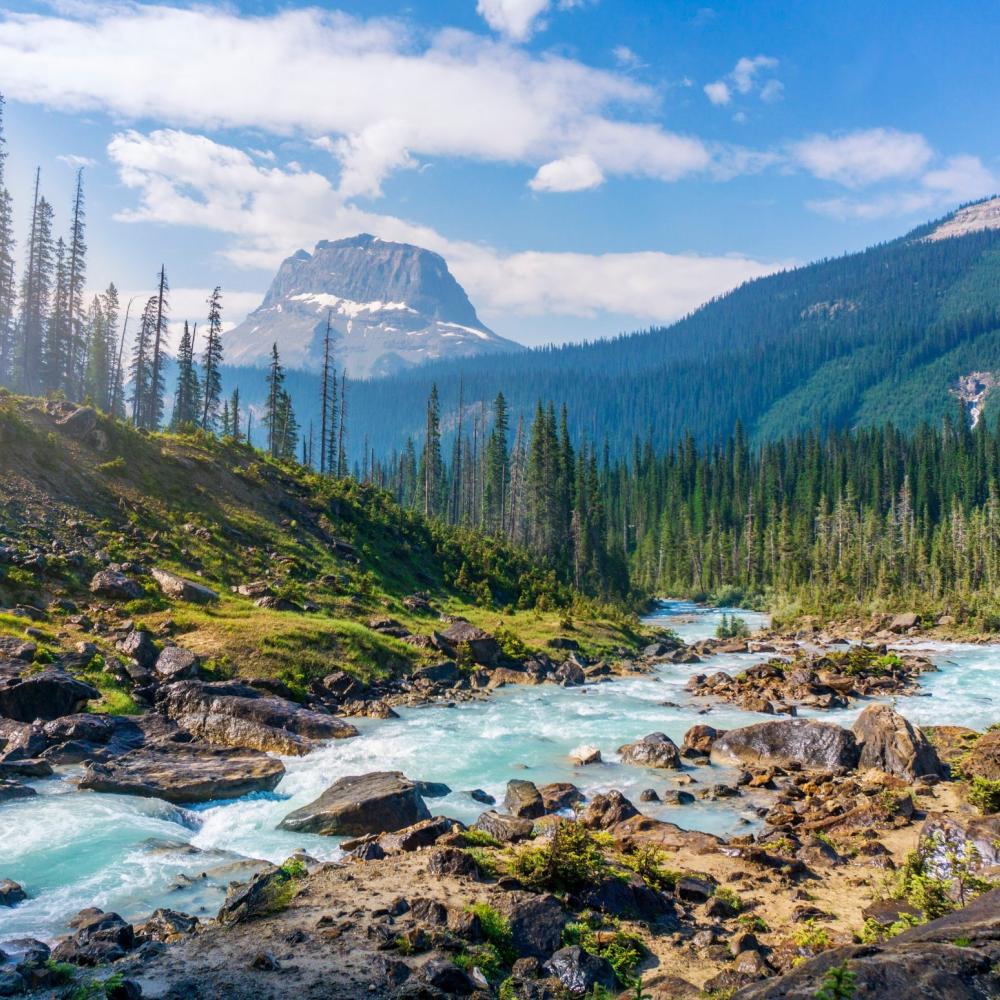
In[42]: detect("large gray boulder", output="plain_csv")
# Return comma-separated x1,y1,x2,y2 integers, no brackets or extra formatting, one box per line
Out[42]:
279,771,430,836
852,704,943,779
159,680,357,755
732,888,1000,1000
89,570,143,601
618,731,682,769
543,946,617,995
488,889,567,960
504,778,545,818
433,622,502,667
78,741,285,803
0,665,98,722
151,568,219,604
711,718,859,771
154,646,202,682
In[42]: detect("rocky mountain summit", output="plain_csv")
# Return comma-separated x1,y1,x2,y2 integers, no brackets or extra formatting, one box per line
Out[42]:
925,195,1000,241
226,234,523,377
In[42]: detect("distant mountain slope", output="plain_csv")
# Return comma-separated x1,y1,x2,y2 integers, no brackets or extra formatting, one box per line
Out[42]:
225,234,523,377
221,198,1000,462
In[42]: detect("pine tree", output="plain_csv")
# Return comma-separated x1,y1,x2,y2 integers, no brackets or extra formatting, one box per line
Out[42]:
336,369,347,476
265,343,285,457
146,265,169,430
18,175,54,395
129,296,157,427
108,291,131,419
319,308,334,474
46,236,68,391
171,320,201,428
0,95,16,387
274,388,299,460
201,286,223,430
420,383,443,517
64,169,86,397
88,282,119,411
228,387,241,442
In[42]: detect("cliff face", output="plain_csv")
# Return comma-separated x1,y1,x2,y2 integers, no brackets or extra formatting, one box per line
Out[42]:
225,235,523,377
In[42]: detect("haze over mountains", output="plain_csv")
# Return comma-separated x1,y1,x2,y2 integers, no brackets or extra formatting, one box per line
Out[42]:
225,234,523,378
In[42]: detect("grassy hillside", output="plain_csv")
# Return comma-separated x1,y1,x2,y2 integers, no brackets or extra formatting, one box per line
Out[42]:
243,201,1000,462
0,394,647,705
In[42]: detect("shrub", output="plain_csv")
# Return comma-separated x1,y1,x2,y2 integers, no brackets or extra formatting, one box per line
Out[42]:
792,920,833,954
616,844,681,892
967,776,1000,814
466,903,516,965
460,828,501,848
713,886,745,914
463,847,499,879
508,820,608,893
814,962,856,1000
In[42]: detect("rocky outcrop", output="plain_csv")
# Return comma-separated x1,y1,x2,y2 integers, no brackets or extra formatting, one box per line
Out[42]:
963,730,1000,781
711,719,859,771
504,779,545,818
279,771,430,836
682,724,724,757
920,812,1000,873
89,569,143,601
473,810,535,842
852,703,943,779
733,888,1000,999
617,731,682,769
151,568,219,604
159,679,358,755
50,908,135,966
0,665,98,721
154,646,202,682
79,741,285,803
581,790,639,829
487,889,567,960
543,945,617,994
433,622,502,667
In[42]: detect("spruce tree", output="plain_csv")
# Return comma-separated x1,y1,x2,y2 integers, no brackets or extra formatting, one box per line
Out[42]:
18,175,54,395
64,169,86,397
265,342,285,457
146,265,168,430
171,320,201,428
0,94,15,387
201,286,223,430
129,296,157,427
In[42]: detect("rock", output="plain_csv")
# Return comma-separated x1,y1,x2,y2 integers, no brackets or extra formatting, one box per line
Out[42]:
639,788,660,802
0,778,36,802
711,718,859,771
55,404,98,438
732,887,1000,1000
136,908,199,940
466,788,495,804
378,816,457,853
434,622,502,667
154,646,202,682
217,868,295,925
852,704,943,779
413,661,461,686
543,945,617,995
618,731,682,769
427,847,481,878
682,724,724,757
578,874,673,921
580,790,639,829
42,713,114,746
963,730,1000,781
554,660,586,686
489,890,566,959
90,569,143,601
504,779,545,818
159,679,358,755
79,741,285,803
421,958,476,995
676,875,716,903
321,670,370,700
473,810,535,842
889,611,919,632
569,744,602,765
50,909,135,966
539,782,583,812
0,880,26,906
279,771,430,836
661,789,695,806
117,629,159,669
0,667,99,722
249,951,280,971
920,812,1000,873
150,568,219,604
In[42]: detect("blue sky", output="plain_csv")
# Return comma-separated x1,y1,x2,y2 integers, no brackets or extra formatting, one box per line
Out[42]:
1,0,998,348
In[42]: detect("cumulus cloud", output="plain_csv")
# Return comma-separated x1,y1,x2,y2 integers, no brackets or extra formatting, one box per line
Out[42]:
476,0,550,40
0,3,720,197
808,154,998,220
106,129,780,329
57,153,97,168
792,128,933,188
529,154,604,192
705,55,781,107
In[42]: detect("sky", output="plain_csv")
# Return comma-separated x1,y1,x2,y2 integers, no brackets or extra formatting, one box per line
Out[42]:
0,0,998,350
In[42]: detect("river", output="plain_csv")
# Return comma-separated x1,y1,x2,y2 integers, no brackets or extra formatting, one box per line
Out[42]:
1,600,997,941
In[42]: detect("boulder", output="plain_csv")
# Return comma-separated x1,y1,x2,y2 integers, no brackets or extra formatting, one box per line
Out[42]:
682,724,724,757
539,782,583,813
321,670,370,700
55,405,98,439
569,744,602,765
504,778,545,818
852,704,943,779
151,568,219,604
0,778,36,802
711,718,859,770
378,816,457,853
543,946,617,995
421,959,476,995
154,646,202,682
963,730,1000,781
0,717,46,759
50,909,135,966
79,741,285,803
217,867,294,925
427,847,481,878
117,629,159,669
889,612,919,633
473,810,535,842
920,812,1000,873
0,879,26,907
159,679,357,755
136,908,199,940
0,666,99,722
618,731,682,769
279,771,430,836
42,713,114,746
581,790,639,829
89,570,143,601
732,888,1000,1000
488,889,566,960
434,622,502,667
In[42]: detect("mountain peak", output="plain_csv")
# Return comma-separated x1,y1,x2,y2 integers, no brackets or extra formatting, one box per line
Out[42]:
925,195,1000,242
226,235,523,377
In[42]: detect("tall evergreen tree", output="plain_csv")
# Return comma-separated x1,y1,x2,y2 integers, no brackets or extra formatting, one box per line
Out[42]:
0,95,15,387
146,265,169,430
171,320,201,428
18,174,54,395
64,169,86,397
265,342,285,457
201,286,223,430
129,296,157,427
420,384,443,518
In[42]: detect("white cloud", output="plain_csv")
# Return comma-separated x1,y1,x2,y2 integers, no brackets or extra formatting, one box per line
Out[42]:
808,154,998,221
792,128,933,188
529,154,603,191
703,81,731,106
106,129,781,330
57,153,97,168
612,45,643,69
0,3,718,196
476,0,550,40
705,55,780,107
